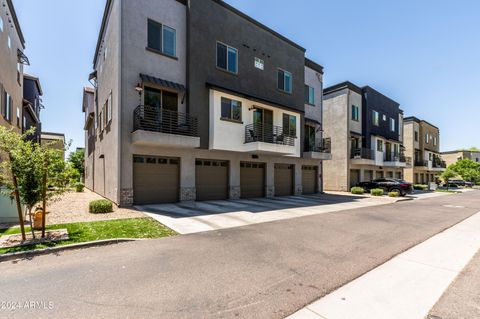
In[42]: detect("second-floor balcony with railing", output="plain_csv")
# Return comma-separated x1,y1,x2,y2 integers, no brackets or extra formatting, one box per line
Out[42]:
303,138,332,160
432,158,447,169
244,123,295,146
351,148,376,160
132,105,200,148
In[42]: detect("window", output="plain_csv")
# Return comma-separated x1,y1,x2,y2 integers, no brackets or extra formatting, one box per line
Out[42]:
351,105,359,121
372,110,379,126
7,36,11,49
283,114,297,137
425,133,429,144
147,19,176,57
377,140,383,152
3,91,11,122
414,131,418,142
390,118,395,131
104,47,108,61
394,144,399,157
216,42,237,73
16,107,20,127
0,16,3,32
220,97,242,122
254,57,264,70
278,69,292,93
434,136,437,146
106,92,112,124
305,85,314,105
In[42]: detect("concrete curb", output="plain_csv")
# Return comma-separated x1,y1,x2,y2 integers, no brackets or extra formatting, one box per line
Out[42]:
0,238,142,263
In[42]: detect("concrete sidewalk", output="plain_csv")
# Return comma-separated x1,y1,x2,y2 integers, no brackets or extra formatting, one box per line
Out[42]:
136,193,396,234
288,211,480,319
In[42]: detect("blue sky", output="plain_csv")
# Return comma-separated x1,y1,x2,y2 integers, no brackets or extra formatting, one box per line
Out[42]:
14,0,480,152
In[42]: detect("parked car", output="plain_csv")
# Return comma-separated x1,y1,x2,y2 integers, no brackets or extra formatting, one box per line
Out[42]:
357,179,413,196
447,180,473,188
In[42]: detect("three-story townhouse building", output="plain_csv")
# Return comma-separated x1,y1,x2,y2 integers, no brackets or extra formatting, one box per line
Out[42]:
84,0,330,206
0,0,28,134
403,117,445,184
323,82,406,191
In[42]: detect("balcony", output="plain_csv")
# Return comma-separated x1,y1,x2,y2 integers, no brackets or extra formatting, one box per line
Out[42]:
351,148,376,165
303,138,332,160
415,160,428,167
132,105,200,148
243,123,297,155
383,154,408,167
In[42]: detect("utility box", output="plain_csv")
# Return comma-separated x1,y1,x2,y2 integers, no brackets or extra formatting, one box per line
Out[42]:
429,182,438,191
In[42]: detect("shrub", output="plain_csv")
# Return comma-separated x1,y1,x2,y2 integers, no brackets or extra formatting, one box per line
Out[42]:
413,184,428,191
75,182,85,193
370,188,384,196
89,199,113,214
476,181,480,186
388,191,400,197
351,187,364,195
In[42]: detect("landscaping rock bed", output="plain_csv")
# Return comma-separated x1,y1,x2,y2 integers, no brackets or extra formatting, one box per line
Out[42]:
0,229,69,249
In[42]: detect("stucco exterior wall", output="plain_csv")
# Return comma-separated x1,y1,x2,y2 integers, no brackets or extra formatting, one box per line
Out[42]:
92,0,121,203
323,89,350,191
403,121,415,182
349,91,362,135
0,2,23,133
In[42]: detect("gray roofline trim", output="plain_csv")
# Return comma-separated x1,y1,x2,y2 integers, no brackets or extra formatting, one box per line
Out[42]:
403,116,439,130
41,132,65,137
206,82,305,114
210,0,306,52
305,58,324,74
6,0,25,48
323,81,363,96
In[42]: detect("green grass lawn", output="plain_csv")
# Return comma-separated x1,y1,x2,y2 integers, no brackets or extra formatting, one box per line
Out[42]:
0,218,176,255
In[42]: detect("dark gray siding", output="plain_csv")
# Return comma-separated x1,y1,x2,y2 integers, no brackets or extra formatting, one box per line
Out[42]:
187,0,306,148
362,86,402,148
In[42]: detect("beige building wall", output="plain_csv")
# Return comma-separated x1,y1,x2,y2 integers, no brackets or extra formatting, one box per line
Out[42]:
0,2,24,133
323,89,350,191
403,121,416,182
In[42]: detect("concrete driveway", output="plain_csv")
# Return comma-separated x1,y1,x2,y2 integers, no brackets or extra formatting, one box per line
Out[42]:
136,193,396,234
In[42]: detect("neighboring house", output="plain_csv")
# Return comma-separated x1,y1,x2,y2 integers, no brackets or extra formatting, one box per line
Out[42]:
22,74,43,142
83,0,331,206
403,117,445,184
323,82,406,191
442,150,480,167
41,132,66,160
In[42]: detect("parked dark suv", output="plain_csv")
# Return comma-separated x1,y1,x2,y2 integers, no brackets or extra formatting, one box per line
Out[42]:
357,179,413,196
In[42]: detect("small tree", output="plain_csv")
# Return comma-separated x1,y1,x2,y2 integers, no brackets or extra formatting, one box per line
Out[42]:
441,168,457,191
68,149,85,182
449,159,480,183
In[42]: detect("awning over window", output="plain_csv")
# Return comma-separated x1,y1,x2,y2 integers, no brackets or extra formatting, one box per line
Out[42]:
17,49,30,65
140,73,186,92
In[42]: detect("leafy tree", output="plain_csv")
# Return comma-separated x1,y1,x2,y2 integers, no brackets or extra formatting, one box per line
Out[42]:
441,168,458,191
449,159,480,183
68,149,85,181
0,127,77,239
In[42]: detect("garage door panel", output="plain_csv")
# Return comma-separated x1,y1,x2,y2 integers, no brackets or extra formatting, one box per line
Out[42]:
275,164,294,196
240,162,265,198
196,160,229,201
133,156,179,204
302,166,317,194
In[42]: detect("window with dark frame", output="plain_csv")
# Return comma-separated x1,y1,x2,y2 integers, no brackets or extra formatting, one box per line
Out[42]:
216,42,237,73
283,114,296,137
220,97,242,122
278,69,292,93
351,105,359,121
305,85,314,105
147,19,176,57
372,110,379,126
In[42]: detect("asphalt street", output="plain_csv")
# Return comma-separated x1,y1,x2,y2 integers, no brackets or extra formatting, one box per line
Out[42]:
1,191,479,319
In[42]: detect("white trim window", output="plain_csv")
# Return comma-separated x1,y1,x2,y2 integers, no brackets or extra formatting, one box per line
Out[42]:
377,139,383,152
216,42,238,74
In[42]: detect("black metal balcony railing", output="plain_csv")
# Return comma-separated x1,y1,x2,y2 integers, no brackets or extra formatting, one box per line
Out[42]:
384,154,407,163
415,160,429,167
133,105,199,137
305,138,332,153
351,148,375,160
245,123,295,146
432,159,447,168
